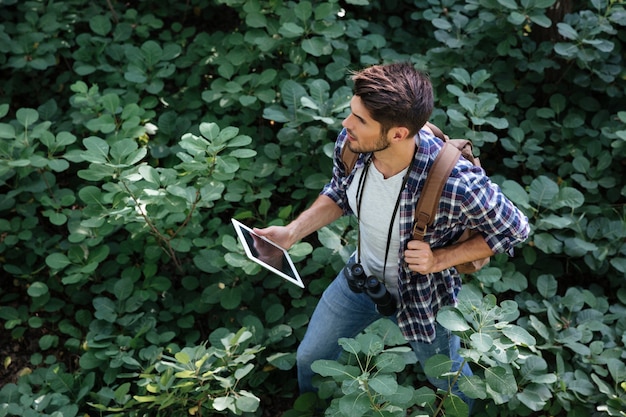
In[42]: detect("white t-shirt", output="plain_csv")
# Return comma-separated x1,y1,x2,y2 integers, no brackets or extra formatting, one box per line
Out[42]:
347,160,409,300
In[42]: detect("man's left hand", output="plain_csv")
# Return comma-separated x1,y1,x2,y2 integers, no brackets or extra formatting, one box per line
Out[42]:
404,240,437,274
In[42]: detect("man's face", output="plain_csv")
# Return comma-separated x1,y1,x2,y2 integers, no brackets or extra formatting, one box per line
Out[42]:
342,96,390,154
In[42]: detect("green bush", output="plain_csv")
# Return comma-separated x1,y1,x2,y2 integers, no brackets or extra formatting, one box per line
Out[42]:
0,0,624,416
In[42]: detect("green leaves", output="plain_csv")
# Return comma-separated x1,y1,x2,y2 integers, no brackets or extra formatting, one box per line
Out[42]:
0,1,625,417
312,319,427,415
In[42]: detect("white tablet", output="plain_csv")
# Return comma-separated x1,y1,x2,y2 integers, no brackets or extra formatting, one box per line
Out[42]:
231,218,304,288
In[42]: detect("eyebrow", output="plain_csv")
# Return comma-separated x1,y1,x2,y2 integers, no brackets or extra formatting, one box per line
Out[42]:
350,105,367,124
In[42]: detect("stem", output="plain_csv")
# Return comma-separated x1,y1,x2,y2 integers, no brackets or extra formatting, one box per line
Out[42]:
170,189,201,240
434,358,468,417
121,179,183,272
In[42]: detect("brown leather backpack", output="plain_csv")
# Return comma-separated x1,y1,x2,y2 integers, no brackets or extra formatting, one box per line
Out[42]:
340,122,490,274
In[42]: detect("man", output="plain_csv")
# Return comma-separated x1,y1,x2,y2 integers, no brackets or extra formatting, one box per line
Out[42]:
254,62,529,409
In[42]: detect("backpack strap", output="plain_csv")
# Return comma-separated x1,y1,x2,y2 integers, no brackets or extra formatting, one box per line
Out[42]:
425,122,448,142
412,142,461,241
340,144,359,174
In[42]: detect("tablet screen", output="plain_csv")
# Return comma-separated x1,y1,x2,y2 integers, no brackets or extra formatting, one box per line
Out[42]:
231,219,304,288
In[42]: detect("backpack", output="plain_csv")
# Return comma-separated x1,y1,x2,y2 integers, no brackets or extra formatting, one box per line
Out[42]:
340,122,490,274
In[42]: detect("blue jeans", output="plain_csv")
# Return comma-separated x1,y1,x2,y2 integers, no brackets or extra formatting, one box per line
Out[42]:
297,265,474,409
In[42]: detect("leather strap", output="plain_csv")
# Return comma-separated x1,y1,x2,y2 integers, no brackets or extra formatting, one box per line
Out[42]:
412,142,461,240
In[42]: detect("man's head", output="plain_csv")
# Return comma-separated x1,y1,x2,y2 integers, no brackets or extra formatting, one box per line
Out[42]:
351,62,434,138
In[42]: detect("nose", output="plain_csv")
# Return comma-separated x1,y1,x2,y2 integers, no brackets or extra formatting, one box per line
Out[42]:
342,113,352,129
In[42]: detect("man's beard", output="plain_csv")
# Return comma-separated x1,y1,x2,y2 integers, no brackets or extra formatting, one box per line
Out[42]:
346,131,390,154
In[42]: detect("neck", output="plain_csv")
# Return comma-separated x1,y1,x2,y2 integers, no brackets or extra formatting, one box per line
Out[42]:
372,137,416,178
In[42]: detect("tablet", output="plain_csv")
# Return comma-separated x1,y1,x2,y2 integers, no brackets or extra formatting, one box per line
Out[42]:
231,218,304,288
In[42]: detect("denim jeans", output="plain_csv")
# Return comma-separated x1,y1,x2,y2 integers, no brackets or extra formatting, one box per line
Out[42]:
296,263,474,409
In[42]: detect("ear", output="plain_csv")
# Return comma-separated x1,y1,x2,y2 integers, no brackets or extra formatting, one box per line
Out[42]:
389,126,411,142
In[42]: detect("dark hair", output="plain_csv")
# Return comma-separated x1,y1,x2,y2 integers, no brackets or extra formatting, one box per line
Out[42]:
351,63,434,137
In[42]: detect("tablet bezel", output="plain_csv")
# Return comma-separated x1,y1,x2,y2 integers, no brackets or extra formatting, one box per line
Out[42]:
231,218,304,288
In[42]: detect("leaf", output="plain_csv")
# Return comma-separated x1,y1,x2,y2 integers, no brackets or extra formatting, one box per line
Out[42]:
301,37,332,57
141,40,163,67
557,23,578,40
551,187,584,210
267,352,296,370
279,22,305,37
437,307,471,332
355,332,384,356
424,354,452,378
501,325,536,347
85,114,117,134
213,396,234,412
246,12,266,28
113,277,134,301
93,297,117,322
0,122,16,139
234,363,254,380
27,281,49,298
458,375,487,400
470,332,494,352
16,108,39,127
90,15,112,36
46,253,72,269
536,274,557,298
535,214,574,230
311,359,350,377
138,165,160,185
501,180,530,209
449,68,471,86
374,352,407,373
47,158,70,172
534,0,557,7
338,392,370,417
533,232,563,254
610,257,626,273
516,384,552,411
199,122,220,141
39,334,58,350
101,93,120,115
82,136,110,163
497,0,518,10
485,366,517,396
235,391,260,412
110,139,142,165
529,176,558,208
369,374,398,396
220,287,242,310
562,237,598,257
529,13,552,28
265,303,285,323
229,149,256,158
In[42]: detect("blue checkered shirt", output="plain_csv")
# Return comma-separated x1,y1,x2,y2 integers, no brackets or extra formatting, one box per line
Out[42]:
320,127,530,343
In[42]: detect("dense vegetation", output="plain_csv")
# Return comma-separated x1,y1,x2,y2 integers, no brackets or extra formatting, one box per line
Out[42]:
0,0,624,416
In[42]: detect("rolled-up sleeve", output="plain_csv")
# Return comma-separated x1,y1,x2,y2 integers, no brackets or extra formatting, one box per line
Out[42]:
460,167,530,254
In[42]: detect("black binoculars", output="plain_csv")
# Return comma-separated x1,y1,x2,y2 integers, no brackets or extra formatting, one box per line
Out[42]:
344,263,397,316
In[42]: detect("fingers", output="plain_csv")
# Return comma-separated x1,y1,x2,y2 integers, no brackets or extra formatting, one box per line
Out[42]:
253,226,290,249
404,240,435,274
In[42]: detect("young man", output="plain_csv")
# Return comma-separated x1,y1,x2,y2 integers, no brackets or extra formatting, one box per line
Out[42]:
254,63,529,408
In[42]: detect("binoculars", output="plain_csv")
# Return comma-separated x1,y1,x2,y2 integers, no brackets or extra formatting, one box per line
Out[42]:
344,263,397,316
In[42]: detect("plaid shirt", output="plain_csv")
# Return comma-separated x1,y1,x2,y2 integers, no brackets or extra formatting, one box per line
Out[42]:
321,128,530,343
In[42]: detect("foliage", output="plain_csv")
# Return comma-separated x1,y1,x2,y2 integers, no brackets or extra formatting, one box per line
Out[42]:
311,319,461,417
0,0,624,416
90,328,264,416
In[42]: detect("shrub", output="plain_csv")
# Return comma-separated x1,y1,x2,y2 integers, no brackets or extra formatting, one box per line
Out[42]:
0,0,624,416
